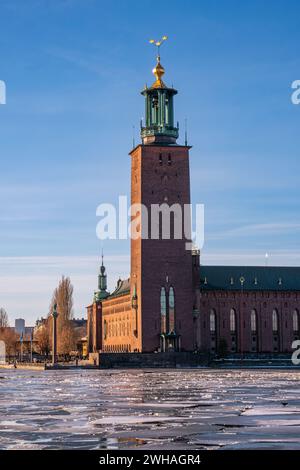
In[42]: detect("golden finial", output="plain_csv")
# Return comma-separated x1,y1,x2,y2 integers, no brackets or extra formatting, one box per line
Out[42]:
149,35,168,88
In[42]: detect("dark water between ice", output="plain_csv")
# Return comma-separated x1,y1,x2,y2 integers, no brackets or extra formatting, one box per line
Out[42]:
0,368,300,450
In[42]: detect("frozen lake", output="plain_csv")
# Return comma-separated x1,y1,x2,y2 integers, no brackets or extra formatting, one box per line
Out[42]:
0,368,300,450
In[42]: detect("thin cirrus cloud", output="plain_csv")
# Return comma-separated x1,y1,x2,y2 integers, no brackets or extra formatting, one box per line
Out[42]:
0,255,130,325
201,250,300,266
208,222,300,240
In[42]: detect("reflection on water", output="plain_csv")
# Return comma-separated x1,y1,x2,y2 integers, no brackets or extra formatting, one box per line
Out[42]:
0,368,300,449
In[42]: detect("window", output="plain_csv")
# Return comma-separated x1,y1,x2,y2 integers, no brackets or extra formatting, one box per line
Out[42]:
169,287,175,332
230,308,236,333
293,309,299,332
251,309,257,332
272,309,279,332
160,287,167,333
210,309,216,333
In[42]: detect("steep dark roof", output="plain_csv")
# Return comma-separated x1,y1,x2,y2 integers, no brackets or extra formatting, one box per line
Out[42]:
108,277,131,298
200,265,300,292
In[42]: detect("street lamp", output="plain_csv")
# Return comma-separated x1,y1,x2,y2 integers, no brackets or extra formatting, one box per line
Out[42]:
30,330,33,363
240,276,245,361
20,332,23,363
52,304,59,366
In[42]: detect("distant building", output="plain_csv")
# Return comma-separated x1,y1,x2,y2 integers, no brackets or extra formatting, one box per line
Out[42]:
71,318,87,329
15,319,25,336
14,319,34,340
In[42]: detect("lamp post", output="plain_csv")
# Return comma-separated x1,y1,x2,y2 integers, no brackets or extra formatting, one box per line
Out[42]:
240,276,245,362
30,330,33,363
20,333,23,362
132,280,138,339
52,304,59,366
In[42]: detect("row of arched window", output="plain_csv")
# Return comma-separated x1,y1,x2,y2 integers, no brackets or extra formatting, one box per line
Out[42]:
209,308,299,333
104,344,132,353
104,319,131,339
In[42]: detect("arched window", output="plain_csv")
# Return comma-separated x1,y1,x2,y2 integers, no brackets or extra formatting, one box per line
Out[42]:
230,308,236,333
251,309,257,332
169,286,175,332
293,309,299,332
160,287,167,334
210,309,216,333
104,320,107,339
272,309,279,332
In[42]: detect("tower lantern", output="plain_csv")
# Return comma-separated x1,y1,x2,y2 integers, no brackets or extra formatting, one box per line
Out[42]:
141,36,179,145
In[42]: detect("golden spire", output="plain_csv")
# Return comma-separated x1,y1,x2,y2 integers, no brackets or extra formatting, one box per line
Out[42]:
149,36,168,88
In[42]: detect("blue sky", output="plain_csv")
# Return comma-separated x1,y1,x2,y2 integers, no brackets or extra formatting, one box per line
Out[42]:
0,0,300,324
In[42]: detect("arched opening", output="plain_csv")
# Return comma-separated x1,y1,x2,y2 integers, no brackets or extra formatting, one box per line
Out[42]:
167,286,177,352
293,309,299,339
272,309,278,332
210,309,216,332
251,310,257,332
160,287,167,334
272,309,279,352
250,309,258,352
160,286,179,352
160,287,167,352
209,309,217,353
169,287,175,333
230,308,237,352
230,308,236,332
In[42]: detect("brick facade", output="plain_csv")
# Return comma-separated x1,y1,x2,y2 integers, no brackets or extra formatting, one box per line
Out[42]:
87,301,102,353
196,290,300,354
194,263,300,354
130,144,194,352
102,292,136,353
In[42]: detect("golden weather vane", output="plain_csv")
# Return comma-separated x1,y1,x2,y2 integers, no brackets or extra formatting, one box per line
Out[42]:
149,35,168,59
148,36,168,88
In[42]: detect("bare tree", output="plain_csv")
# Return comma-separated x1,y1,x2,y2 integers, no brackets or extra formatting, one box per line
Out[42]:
34,319,51,356
0,308,9,328
0,328,18,358
50,276,76,356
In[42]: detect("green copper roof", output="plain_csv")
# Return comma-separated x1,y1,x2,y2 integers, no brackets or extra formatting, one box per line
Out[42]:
107,278,131,299
94,290,110,302
200,265,300,291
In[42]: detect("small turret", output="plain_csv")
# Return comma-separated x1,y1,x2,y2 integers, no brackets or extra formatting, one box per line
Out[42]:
94,251,110,301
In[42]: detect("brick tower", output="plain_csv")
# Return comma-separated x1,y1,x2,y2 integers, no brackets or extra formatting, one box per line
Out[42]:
130,44,194,352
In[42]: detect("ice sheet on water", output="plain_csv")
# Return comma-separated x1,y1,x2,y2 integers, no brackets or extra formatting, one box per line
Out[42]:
0,368,300,449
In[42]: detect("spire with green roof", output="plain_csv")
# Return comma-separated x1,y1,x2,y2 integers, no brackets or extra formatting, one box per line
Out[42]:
93,251,110,302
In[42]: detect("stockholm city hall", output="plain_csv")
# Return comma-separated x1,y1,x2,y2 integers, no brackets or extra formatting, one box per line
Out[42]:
87,40,300,359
